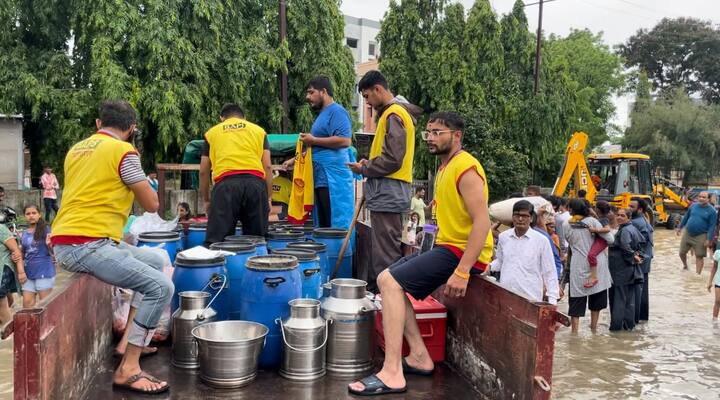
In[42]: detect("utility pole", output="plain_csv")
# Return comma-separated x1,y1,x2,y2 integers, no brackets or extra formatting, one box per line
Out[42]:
279,0,289,132
533,0,544,95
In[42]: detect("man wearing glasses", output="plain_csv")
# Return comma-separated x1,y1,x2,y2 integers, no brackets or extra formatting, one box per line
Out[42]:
349,111,493,396
348,70,422,292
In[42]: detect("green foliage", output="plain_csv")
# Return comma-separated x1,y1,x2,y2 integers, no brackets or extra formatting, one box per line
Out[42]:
0,0,354,178
623,88,720,185
286,0,356,132
619,17,720,103
545,29,625,147
378,0,623,194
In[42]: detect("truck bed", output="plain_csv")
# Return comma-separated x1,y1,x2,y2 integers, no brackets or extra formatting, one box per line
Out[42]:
87,346,483,399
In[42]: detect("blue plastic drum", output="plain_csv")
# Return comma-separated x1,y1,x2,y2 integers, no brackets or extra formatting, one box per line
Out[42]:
266,230,304,251
239,255,301,367
209,241,256,320
280,224,314,240
235,222,243,236
312,228,352,279
272,249,321,299
287,241,329,284
225,235,268,255
173,226,186,252
186,223,207,248
172,253,229,319
137,231,181,264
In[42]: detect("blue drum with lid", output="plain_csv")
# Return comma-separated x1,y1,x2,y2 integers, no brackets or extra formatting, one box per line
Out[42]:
287,241,329,284
225,235,268,255
266,230,304,251
137,231,181,264
172,253,228,319
280,225,314,240
235,222,243,236
312,228,352,279
186,223,207,248
239,255,302,367
272,248,322,299
210,241,256,320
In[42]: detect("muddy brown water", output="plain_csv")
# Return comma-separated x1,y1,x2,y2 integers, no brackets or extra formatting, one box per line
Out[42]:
1,230,719,399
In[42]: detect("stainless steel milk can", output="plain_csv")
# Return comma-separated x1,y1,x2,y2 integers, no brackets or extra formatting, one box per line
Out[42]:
320,278,377,376
172,290,218,368
277,298,329,381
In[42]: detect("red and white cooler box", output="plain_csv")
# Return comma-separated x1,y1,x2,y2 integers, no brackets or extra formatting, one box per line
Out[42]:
373,293,447,362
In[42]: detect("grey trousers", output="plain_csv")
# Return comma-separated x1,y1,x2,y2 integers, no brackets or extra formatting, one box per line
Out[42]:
368,211,404,292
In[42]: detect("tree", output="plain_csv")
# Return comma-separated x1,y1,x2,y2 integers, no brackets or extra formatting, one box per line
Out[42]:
462,0,504,109
285,0,356,132
0,0,354,178
619,18,720,103
545,29,625,147
623,88,720,185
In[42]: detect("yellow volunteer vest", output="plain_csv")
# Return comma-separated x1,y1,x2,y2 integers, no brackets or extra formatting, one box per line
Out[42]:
434,151,494,264
287,142,314,224
272,176,292,204
204,117,266,181
52,133,137,242
370,104,415,182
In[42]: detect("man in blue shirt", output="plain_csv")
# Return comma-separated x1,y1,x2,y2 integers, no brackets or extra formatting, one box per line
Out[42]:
677,191,717,274
283,76,354,229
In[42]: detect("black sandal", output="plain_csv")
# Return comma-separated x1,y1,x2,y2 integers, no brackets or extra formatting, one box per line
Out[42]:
113,372,170,394
348,374,407,396
402,358,434,376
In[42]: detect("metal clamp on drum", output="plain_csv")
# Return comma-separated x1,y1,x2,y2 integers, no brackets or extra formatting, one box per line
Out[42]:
264,276,286,288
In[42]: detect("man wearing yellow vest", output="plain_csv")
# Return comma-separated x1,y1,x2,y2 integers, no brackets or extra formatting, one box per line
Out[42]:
349,70,421,292
200,104,273,245
51,101,173,394
349,112,493,396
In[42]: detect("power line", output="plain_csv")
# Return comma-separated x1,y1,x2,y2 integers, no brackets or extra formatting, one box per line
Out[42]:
577,0,658,23
613,0,677,17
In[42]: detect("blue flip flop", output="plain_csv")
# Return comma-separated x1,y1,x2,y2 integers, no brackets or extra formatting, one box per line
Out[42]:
402,358,434,376
348,374,407,396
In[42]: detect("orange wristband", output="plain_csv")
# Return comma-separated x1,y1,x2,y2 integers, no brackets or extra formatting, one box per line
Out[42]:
453,268,470,280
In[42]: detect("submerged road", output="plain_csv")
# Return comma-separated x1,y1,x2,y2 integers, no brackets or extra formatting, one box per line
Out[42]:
552,229,720,400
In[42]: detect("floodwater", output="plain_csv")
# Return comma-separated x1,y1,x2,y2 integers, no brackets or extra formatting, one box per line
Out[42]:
1,230,719,399
552,229,720,400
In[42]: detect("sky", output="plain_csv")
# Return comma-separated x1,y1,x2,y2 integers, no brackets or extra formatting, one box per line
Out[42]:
340,0,720,129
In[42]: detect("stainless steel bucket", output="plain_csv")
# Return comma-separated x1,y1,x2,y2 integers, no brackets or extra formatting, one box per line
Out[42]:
320,278,377,376
277,299,330,381
192,321,268,388
171,290,218,369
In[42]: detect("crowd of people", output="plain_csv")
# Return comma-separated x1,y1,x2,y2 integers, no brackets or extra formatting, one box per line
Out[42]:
0,67,717,397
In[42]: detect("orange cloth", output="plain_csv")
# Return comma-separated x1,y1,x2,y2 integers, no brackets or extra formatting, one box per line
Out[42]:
287,142,314,224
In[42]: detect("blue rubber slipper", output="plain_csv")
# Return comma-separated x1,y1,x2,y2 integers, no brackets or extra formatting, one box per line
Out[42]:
348,374,407,396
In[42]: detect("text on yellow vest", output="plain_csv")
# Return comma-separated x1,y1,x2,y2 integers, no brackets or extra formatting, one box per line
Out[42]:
52,133,137,242
204,117,266,181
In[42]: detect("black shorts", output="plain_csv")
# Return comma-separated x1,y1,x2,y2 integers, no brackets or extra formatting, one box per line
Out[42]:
388,246,479,300
0,266,16,297
568,289,608,317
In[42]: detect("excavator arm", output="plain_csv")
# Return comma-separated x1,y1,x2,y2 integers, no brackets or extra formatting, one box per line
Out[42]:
654,180,689,209
552,132,597,201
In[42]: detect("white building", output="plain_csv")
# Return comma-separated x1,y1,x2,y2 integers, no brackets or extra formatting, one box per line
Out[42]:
344,15,380,64
344,15,380,131
0,115,24,190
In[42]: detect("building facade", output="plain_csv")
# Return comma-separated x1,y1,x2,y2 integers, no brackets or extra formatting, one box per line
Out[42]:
344,15,380,133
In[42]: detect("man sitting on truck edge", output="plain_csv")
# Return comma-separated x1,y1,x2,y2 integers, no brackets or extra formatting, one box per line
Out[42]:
51,101,173,395
348,111,493,396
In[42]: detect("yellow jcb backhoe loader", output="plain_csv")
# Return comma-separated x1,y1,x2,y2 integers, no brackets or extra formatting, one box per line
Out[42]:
552,132,687,228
